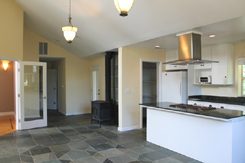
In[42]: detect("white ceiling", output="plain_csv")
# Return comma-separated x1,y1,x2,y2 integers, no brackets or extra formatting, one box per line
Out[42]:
14,0,245,58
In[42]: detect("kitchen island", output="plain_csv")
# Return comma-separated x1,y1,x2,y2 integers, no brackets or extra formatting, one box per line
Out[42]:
140,102,245,163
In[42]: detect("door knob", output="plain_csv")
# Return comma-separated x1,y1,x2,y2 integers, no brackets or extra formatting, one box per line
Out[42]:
43,97,46,99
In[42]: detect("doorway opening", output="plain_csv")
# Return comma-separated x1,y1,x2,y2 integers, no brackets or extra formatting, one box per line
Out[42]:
40,57,65,115
0,60,16,135
140,60,162,129
91,65,100,101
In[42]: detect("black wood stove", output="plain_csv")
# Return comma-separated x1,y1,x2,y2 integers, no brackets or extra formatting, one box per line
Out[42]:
91,100,112,127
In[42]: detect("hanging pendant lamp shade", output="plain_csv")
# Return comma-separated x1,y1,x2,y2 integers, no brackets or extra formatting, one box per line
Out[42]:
62,0,77,43
114,0,134,17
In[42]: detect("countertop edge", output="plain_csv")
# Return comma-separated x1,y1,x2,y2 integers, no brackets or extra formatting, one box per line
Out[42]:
142,105,233,122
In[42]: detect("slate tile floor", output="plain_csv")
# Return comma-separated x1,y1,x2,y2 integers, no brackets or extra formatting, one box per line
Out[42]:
0,111,202,163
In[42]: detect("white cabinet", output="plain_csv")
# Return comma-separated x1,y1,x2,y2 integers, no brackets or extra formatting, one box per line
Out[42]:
194,46,212,69
165,49,187,70
211,44,234,85
193,44,234,85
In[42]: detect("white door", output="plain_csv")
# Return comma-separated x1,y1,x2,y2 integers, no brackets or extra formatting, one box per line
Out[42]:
19,61,47,130
91,66,100,101
47,69,57,110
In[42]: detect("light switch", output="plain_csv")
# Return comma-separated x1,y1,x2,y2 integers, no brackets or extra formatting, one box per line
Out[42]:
125,89,130,94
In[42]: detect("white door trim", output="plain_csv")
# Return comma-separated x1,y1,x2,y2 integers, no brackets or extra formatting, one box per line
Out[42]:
140,59,162,128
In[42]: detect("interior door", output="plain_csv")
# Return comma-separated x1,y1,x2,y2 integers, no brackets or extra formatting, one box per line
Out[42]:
19,61,47,130
91,66,100,101
47,69,57,110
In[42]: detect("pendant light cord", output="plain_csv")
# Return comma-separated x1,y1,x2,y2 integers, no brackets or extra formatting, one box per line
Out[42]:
69,0,71,18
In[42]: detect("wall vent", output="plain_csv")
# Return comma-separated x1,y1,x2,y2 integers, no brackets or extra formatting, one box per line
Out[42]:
39,42,48,55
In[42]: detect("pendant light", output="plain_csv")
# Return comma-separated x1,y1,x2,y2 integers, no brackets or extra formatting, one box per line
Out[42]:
62,0,77,43
114,0,134,17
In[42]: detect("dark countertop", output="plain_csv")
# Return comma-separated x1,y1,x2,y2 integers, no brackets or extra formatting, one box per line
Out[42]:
140,102,245,120
188,95,245,106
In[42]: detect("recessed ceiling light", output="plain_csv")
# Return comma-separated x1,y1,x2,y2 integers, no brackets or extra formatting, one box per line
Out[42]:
155,45,160,48
209,34,216,38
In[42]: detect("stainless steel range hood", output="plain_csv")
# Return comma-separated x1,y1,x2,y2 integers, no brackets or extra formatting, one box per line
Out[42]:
163,31,218,65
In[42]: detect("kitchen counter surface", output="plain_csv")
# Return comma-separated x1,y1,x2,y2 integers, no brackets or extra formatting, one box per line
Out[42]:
140,102,245,121
188,95,245,105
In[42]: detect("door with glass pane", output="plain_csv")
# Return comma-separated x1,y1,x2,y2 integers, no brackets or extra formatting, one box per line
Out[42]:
20,62,47,130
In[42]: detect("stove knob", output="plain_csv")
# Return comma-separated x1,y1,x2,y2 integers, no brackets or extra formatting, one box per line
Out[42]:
194,103,197,106
220,106,224,109
209,105,212,108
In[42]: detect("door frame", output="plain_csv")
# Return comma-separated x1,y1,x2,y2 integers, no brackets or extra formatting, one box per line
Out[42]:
140,59,162,128
91,65,100,101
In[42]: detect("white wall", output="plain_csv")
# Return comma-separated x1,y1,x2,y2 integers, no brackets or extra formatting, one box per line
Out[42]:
118,47,165,131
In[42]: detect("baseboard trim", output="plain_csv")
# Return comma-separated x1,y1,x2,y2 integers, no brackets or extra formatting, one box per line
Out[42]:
65,112,91,116
0,112,15,116
118,125,141,132
58,110,91,116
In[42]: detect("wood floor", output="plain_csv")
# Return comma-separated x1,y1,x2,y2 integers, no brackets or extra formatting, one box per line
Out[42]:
0,115,16,136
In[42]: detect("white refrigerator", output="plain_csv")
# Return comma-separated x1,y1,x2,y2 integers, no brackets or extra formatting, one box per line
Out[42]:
162,71,187,104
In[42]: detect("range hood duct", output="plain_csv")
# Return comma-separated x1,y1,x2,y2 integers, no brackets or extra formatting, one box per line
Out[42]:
163,31,218,65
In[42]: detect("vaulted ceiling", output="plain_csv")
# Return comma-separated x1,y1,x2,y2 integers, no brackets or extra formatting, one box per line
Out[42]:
15,0,245,58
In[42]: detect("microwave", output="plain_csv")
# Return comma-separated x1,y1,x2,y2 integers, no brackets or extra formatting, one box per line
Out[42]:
199,76,211,84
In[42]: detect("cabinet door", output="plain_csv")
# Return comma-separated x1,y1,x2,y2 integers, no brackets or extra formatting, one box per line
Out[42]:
195,46,212,69
211,45,228,84
165,50,187,70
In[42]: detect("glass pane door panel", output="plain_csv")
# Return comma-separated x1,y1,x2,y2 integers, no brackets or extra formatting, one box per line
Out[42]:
24,65,43,121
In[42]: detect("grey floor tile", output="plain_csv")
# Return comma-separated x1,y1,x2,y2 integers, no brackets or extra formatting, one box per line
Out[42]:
50,144,71,152
28,129,46,135
16,137,36,148
141,151,168,161
32,152,57,163
172,154,194,163
44,128,62,135
92,144,113,151
0,146,19,158
189,160,203,163
0,111,203,163
120,141,142,148
42,160,62,163
0,155,21,163
85,139,105,146
153,157,184,163
54,150,70,158
50,134,70,143
20,155,34,163
129,146,154,155
145,143,163,150
66,150,91,160
74,157,100,163
99,148,124,158
109,154,136,163
67,140,89,150
30,146,52,156
158,148,178,156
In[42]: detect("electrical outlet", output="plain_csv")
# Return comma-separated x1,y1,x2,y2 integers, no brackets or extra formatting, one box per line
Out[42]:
220,90,224,95
228,89,232,94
